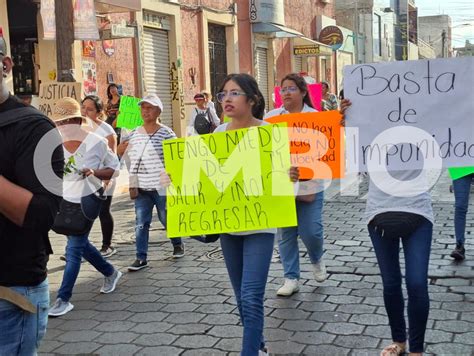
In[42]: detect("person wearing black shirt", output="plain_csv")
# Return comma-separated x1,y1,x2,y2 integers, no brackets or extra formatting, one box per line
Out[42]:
0,37,64,355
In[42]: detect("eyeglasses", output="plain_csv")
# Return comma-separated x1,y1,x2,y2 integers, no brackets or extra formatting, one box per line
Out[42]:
216,91,247,103
279,86,299,95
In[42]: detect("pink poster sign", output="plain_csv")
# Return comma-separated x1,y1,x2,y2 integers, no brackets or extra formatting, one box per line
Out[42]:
274,83,322,111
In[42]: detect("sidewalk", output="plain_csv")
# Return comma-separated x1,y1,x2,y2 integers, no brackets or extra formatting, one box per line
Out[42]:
40,171,473,355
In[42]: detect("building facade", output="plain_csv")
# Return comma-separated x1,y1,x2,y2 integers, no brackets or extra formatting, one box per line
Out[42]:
335,0,396,64
418,15,452,58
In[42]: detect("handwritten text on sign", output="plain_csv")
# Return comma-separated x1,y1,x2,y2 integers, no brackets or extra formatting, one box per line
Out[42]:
266,111,344,179
163,124,297,238
38,82,82,117
343,57,474,172
116,96,143,129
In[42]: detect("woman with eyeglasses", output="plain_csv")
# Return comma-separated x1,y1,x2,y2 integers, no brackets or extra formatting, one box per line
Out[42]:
264,73,327,297
213,74,299,355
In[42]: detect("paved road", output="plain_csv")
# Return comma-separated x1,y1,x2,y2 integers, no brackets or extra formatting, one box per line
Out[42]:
40,171,473,355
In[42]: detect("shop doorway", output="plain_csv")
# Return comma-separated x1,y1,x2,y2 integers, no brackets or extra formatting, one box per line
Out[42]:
208,23,227,116
7,0,39,96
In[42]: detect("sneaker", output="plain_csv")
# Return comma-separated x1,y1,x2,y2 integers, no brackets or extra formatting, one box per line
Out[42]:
172,244,185,258
100,246,117,258
313,259,327,282
450,244,465,261
48,298,74,317
100,269,123,294
128,259,148,271
277,278,299,296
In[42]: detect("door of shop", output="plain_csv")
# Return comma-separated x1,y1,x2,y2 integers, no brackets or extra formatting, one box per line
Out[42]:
143,27,173,128
256,47,269,111
208,24,227,115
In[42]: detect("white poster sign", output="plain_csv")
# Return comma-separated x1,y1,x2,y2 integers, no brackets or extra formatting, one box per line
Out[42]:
343,57,474,172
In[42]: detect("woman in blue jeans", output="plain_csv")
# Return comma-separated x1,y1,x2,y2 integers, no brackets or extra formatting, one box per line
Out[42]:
366,170,433,356
213,74,299,355
449,167,474,260
264,74,326,296
47,97,122,317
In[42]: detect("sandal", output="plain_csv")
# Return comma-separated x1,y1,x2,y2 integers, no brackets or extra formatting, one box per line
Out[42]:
381,342,406,356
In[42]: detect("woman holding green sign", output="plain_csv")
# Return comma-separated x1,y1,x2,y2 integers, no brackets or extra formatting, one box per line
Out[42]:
212,73,299,356
449,167,474,261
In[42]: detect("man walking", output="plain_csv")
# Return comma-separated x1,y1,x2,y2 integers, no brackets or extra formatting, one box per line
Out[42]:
0,34,64,354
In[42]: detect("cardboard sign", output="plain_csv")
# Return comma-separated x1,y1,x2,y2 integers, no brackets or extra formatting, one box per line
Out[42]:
38,82,82,117
274,83,322,111
344,57,474,172
163,124,297,238
116,96,143,129
266,111,344,179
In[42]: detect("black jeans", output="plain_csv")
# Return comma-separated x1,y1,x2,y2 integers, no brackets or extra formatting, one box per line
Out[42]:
100,195,114,248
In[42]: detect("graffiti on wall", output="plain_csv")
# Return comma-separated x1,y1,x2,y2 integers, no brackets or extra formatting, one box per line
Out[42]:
170,61,186,121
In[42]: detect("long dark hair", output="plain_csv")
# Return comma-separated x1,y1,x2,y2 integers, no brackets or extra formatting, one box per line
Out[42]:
106,83,119,100
218,73,266,119
281,73,314,109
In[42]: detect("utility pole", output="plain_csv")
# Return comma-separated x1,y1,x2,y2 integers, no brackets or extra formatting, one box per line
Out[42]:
55,0,75,82
441,29,446,58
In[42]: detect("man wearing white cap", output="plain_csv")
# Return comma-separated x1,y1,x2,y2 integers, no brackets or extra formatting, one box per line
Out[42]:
118,94,184,271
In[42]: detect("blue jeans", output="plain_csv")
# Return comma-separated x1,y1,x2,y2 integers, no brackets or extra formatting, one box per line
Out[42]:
220,233,274,356
369,218,433,353
453,174,473,245
279,191,324,280
0,279,49,355
57,232,115,302
135,189,182,261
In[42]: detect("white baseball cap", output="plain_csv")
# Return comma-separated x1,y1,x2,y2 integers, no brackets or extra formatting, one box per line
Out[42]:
138,94,164,112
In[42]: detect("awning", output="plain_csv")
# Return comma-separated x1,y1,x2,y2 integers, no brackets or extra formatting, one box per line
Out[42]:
252,22,303,38
95,0,141,13
293,36,333,57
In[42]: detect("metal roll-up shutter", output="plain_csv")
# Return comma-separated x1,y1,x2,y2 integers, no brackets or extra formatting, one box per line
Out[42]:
143,28,173,128
256,47,269,111
294,56,303,73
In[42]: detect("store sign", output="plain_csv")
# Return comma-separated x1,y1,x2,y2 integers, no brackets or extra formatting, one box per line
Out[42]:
319,26,344,51
38,82,82,117
293,45,332,57
143,12,171,30
111,23,135,38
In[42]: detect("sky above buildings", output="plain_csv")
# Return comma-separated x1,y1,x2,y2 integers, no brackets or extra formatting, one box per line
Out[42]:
415,0,474,47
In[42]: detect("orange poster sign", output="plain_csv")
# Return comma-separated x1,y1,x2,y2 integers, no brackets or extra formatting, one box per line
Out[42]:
266,111,344,179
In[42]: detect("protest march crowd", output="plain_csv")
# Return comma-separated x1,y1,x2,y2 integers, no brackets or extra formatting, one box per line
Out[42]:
0,32,473,356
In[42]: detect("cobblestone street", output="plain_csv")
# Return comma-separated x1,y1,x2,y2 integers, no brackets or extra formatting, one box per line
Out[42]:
40,172,474,355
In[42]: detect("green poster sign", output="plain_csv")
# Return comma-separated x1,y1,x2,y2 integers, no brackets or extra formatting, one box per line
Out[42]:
449,166,474,180
163,123,297,238
116,96,143,129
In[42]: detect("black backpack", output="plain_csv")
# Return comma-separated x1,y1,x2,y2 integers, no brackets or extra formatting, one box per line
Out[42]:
194,108,214,135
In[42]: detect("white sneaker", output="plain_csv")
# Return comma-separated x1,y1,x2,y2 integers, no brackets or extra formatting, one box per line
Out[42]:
100,270,122,294
313,259,327,282
48,298,74,317
276,278,299,296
